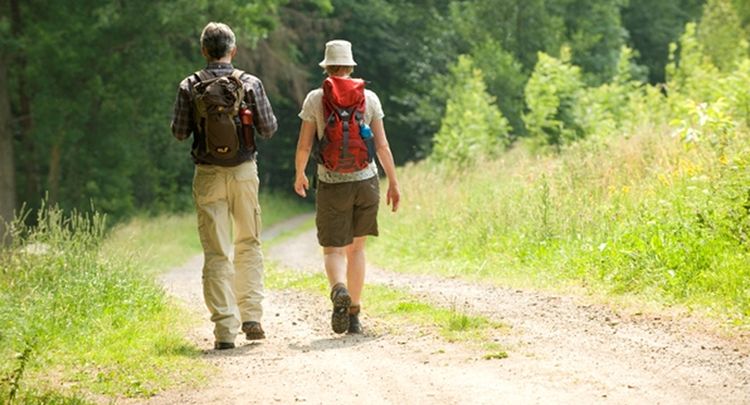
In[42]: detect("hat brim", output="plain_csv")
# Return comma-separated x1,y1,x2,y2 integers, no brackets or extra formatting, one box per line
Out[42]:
319,60,357,68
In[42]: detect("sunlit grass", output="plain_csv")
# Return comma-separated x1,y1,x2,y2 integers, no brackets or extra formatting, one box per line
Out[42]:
0,206,208,402
371,127,750,327
101,213,200,276
259,191,313,229
0,191,311,403
101,191,311,276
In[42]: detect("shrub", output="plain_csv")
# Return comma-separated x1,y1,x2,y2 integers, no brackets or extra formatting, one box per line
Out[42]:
523,48,585,149
432,55,511,167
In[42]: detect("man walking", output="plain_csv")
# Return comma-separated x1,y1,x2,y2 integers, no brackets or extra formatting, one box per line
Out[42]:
171,22,278,350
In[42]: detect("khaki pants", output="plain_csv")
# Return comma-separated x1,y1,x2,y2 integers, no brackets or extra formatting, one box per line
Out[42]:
193,160,264,342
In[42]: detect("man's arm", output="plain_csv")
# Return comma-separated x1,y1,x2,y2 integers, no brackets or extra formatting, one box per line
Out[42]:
249,79,278,138
293,120,317,198
171,79,193,141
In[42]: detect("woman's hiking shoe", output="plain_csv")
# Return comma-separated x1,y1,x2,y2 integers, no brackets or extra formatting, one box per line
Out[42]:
214,341,236,350
347,305,362,334
242,321,266,340
330,283,351,334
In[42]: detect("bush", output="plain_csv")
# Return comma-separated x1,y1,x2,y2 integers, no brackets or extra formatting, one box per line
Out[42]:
431,55,511,166
523,48,585,149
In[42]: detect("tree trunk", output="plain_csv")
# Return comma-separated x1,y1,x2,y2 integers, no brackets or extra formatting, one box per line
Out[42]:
0,59,16,246
47,141,61,204
10,0,39,207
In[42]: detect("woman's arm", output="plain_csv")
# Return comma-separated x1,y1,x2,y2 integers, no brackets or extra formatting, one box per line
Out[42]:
294,120,317,198
371,118,400,212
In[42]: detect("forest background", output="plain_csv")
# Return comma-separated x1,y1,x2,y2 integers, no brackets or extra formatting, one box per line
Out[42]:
2,0,748,226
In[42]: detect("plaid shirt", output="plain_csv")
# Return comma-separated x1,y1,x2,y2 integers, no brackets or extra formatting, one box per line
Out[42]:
171,62,278,143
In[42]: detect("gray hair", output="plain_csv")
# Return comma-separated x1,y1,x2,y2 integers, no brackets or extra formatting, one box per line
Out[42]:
200,22,236,59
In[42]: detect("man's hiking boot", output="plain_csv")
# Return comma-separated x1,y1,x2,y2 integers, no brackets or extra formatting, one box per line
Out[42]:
347,305,362,334
242,321,266,340
330,283,351,334
214,341,236,350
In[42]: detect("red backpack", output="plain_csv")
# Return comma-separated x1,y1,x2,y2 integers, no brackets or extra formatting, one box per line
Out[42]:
317,76,374,173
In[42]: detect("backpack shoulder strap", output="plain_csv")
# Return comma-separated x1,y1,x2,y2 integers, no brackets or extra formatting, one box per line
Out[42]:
231,69,244,80
195,70,211,82
231,69,247,109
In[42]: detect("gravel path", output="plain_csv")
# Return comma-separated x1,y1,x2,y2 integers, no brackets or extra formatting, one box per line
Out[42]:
136,214,749,404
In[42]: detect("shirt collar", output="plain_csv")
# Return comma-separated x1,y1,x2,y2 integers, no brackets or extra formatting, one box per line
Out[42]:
206,62,233,70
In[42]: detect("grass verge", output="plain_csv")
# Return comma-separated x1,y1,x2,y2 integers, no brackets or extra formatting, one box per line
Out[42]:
370,128,750,329
0,205,206,403
0,191,311,403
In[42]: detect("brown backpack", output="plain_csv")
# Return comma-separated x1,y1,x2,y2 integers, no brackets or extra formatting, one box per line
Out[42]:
191,69,246,161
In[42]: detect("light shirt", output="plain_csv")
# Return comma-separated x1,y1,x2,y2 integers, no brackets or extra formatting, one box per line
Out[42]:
299,87,384,183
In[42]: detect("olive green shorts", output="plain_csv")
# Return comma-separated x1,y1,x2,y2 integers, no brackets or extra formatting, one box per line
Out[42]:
315,176,380,247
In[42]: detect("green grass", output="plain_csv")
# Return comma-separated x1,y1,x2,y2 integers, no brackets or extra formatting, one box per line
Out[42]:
258,191,313,229
0,385,91,405
101,191,311,275
0,206,207,403
370,128,750,328
101,213,201,275
482,350,509,360
265,263,508,347
0,191,310,403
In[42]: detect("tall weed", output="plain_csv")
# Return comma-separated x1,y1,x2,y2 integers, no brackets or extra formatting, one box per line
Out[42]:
372,127,750,324
0,204,204,401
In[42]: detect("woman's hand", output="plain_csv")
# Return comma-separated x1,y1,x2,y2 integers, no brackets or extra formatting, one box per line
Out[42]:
294,173,309,198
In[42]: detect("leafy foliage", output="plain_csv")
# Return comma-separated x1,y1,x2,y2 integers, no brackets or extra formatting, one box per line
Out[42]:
697,0,748,72
7,0,291,221
573,47,649,138
2,0,738,227
523,48,585,149
469,40,527,136
621,0,705,83
552,0,629,84
431,55,510,166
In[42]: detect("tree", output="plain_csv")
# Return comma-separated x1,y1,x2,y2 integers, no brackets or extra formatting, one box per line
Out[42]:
552,0,629,84
0,52,15,245
432,55,510,166
470,40,527,136
1,1,16,243
622,0,705,83
697,0,748,72
574,47,646,138
523,48,585,148
7,0,290,220
733,0,750,33
448,0,564,72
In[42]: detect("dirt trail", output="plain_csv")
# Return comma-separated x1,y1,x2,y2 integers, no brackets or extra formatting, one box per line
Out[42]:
142,215,748,405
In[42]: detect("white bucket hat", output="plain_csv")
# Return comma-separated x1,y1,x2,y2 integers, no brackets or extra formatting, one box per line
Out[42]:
319,40,357,67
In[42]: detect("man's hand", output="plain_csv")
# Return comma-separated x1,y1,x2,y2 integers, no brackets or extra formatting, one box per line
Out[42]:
294,174,309,198
387,182,400,212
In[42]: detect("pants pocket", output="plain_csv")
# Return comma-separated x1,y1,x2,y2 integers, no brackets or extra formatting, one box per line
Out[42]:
193,166,222,206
